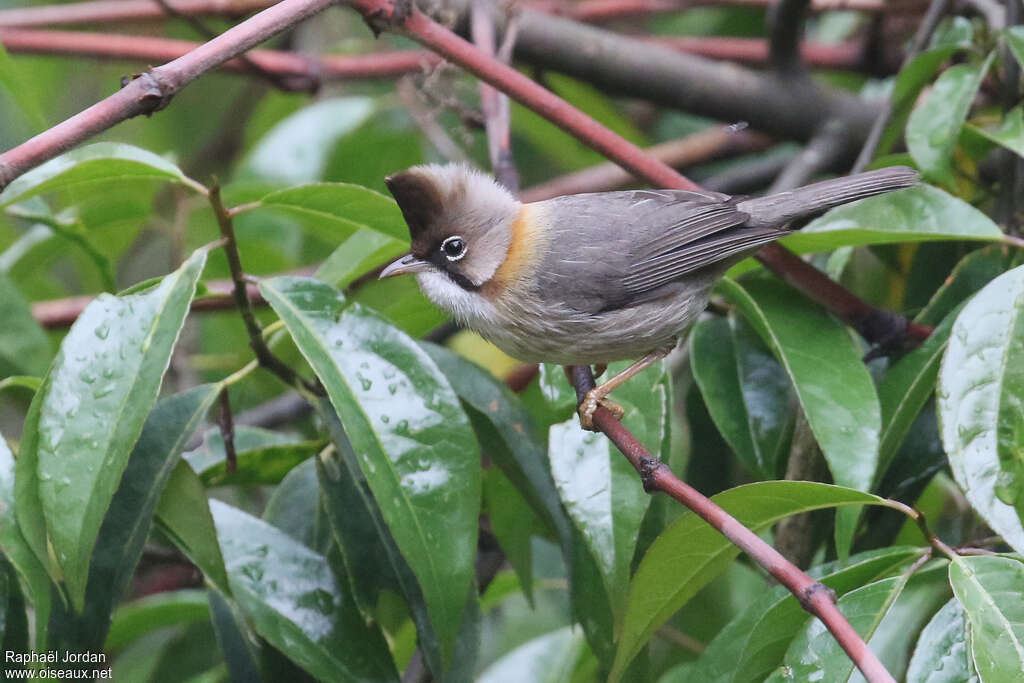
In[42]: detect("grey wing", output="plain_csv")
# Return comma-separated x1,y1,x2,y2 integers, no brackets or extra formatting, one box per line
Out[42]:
533,190,784,314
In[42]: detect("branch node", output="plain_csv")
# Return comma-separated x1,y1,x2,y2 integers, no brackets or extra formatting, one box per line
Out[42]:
122,69,176,115
638,455,663,492
799,581,837,612
364,0,413,37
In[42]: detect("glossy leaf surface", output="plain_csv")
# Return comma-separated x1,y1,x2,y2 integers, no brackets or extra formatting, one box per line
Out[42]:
938,265,1024,554
949,556,1024,682
261,276,480,665
33,247,206,608
210,500,398,682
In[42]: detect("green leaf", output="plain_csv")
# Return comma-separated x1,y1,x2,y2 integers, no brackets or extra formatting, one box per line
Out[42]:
260,276,480,667
879,45,966,156
788,185,1004,253
876,307,959,483
33,247,207,608
314,227,407,288
253,183,410,243
13,374,57,591
184,426,325,486
478,627,587,683
610,481,892,681
549,357,668,621
1004,26,1024,72
210,500,399,682
206,590,264,683
907,55,994,183
0,274,50,377
0,142,199,208
691,315,793,479
239,98,375,184
718,276,881,555
906,597,980,683
155,461,230,595
420,343,573,557
106,589,210,651
76,384,219,650
764,565,946,683
967,106,1024,159
315,403,447,675
262,458,326,551
689,546,925,683
950,556,1024,682
0,376,42,396
0,433,52,652
916,245,1024,327
483,468,537,605
938,265,1024,554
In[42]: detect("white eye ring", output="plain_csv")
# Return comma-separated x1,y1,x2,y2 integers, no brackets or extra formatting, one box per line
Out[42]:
441,235,467,261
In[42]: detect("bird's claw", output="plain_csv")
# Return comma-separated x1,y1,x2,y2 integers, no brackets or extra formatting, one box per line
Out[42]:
579,389,625,431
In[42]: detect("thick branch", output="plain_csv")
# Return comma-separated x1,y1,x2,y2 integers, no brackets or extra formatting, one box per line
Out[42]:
768,0,813,73
0,0,336,190
461,3,880,151
568,366,895,683
652,36,870,71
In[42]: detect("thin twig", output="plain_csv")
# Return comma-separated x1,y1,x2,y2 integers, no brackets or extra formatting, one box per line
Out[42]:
472,0,520,191
217,388,238,475
209,184,323,395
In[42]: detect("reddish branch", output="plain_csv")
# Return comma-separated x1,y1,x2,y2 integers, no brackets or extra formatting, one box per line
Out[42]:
568,367,895,683
0,0,336,189
0,28,438,80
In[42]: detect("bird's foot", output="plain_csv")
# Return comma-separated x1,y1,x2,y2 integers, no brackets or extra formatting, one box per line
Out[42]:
579,388,625,431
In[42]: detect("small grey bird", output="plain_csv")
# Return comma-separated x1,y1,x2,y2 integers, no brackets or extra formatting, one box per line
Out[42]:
380,163,918,428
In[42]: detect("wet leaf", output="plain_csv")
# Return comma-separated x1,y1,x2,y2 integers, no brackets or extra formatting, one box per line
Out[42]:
33,247,207,609
691,315,793,479
907,55,994,183
949,556,1024,682
938,265,1024,554
906,598,979,683
611,481,892,681
0,142,199,208
210,500,399,682
719,276,881,555
261,276,480,666
548,358,668,620
967,106,1024,159
184,426,325,487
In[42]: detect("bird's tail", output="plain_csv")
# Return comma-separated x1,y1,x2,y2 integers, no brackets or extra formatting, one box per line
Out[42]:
735,166,919,230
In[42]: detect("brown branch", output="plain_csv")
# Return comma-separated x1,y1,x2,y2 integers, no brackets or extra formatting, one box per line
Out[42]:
769,0,812,74
209,184,322,395
0,0,337,190
520,126,772,202
0,28,439,82
568,366,895,683
217,388,238,475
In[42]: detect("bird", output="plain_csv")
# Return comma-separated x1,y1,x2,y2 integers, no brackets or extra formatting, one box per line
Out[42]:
379,163,919,429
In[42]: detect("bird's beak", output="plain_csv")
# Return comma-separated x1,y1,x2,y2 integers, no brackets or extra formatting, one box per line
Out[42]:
379,253,433,279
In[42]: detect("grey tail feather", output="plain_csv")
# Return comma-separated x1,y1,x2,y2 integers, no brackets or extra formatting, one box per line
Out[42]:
735,166,919,230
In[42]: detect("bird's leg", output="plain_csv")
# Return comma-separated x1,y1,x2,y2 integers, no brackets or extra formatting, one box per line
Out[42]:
579,346,673,431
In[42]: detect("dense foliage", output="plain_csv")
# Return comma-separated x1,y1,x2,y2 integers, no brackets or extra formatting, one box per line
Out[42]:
1,3,1024,682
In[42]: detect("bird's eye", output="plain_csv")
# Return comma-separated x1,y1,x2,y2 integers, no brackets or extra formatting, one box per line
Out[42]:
441,236,467,261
